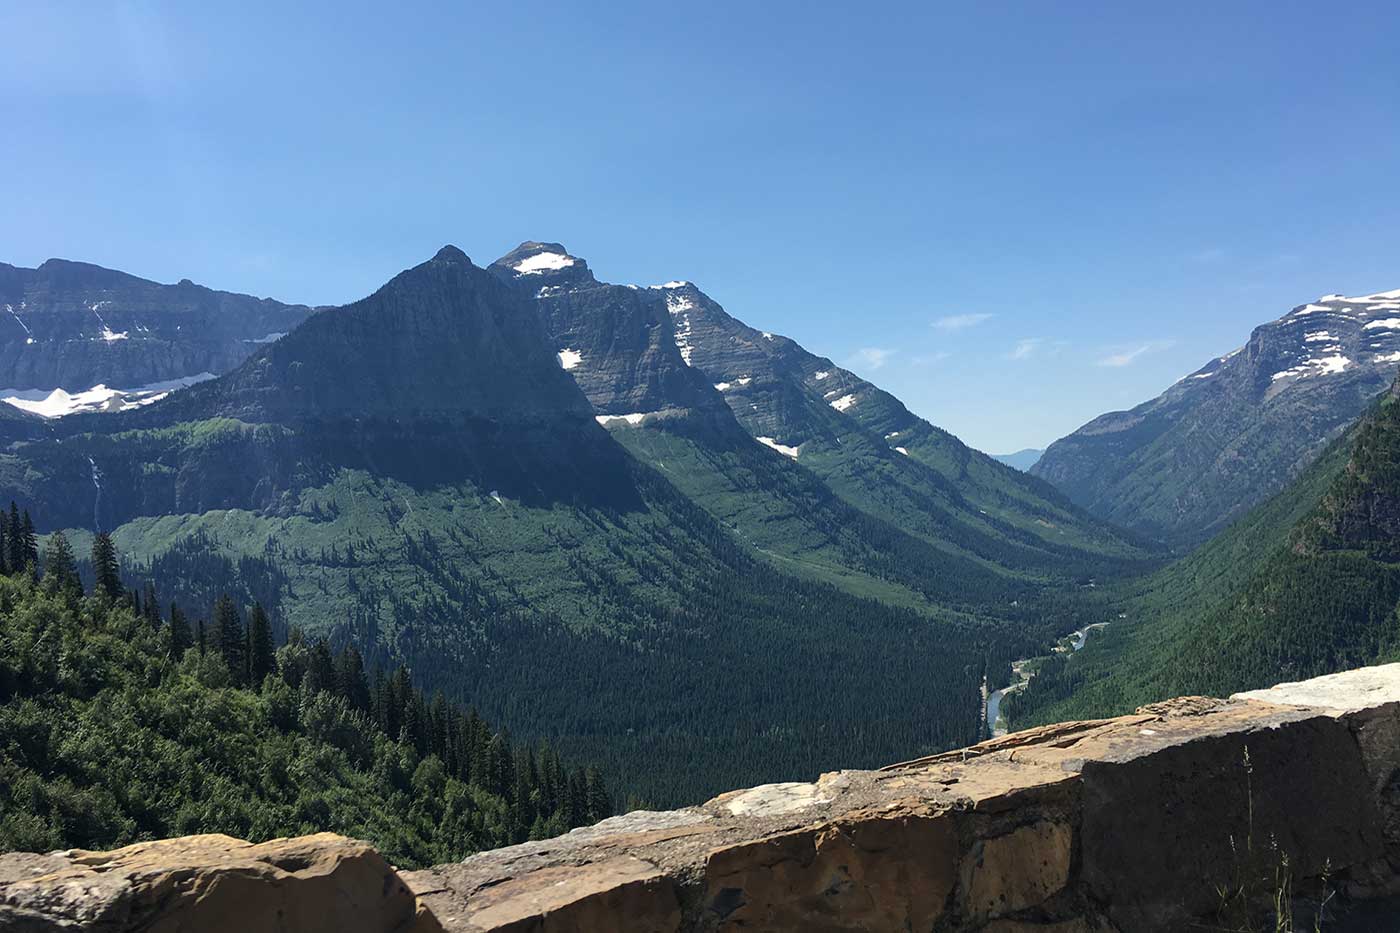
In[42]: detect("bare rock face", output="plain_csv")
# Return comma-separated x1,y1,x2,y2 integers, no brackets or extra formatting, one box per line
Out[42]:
0,833,439,933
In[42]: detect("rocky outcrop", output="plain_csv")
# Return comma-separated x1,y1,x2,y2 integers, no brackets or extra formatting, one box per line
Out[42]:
405,663,1400,932
0,832,440,933
7,666,1400,931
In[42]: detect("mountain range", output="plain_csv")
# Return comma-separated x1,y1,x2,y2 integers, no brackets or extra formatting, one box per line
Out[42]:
0,245,1148,805
4,240,1400,823
1033,288,1400,545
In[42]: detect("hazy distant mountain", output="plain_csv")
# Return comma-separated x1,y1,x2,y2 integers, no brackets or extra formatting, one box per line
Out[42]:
991,449,1043,471
0,258,310,397
1033,288,1400,545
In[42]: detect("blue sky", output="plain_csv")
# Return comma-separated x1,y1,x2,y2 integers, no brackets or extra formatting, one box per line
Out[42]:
4,2,1399,452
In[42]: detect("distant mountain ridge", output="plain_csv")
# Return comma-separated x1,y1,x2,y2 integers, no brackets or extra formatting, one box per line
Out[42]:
0,258,311,392
991,449,1043,471
1033,288,1400,545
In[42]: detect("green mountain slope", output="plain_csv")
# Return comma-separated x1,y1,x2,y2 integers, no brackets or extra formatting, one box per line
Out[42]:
1006,379,1400,726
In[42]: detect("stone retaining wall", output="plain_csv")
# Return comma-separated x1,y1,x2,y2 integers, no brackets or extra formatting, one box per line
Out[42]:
5,664,1400,931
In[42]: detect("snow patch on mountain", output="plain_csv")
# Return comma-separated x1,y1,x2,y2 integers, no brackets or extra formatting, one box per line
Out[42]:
1271,354,1351,382
830,394,857,412
666,293,696,366
2,372,215,418
513,251,576,275
5,304,34,344
895,446,910,456
558,348,583,370
1364,319,1400,331
595,412,649,426
755,436,800,459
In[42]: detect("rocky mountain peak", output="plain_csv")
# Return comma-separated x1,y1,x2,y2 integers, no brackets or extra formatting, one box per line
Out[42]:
489,242,595,288
431,244,472,265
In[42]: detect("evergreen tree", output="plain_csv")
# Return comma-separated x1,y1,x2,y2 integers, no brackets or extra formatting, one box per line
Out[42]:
303,638,334,694
142,582,160,628
7,501,22,574
213,595,246,686
197,619,207,655
247,603,276,688
91,533,123,600
41,531,80,598
335,645,371,712
18,511,37,575
168,602,192,656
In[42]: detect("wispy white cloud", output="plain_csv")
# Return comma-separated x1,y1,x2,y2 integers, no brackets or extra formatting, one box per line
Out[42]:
912,351,952,366
850,347,896,370
933,312,994,332
1097,339,1177,368
1007,338,1042,360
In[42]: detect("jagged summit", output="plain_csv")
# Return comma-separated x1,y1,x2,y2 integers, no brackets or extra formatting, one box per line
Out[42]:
431,244,471,265
489,242,595,288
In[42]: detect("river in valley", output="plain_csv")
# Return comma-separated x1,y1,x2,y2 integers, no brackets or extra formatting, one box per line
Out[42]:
984,622,1110,737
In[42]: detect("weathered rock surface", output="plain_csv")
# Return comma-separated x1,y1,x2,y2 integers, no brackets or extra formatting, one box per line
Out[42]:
8,664,1400,931
0,832,439,932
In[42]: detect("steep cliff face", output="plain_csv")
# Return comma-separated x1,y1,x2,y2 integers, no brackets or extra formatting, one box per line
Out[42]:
0,258,311,391
1033,288,1400,545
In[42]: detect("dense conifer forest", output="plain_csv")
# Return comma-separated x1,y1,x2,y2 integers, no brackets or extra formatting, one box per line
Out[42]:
0,510,609,868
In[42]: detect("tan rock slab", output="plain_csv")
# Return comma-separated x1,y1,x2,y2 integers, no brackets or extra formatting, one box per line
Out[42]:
962,821,1073,920
0,832,436,933
417,855,679,933
703,809,959,931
